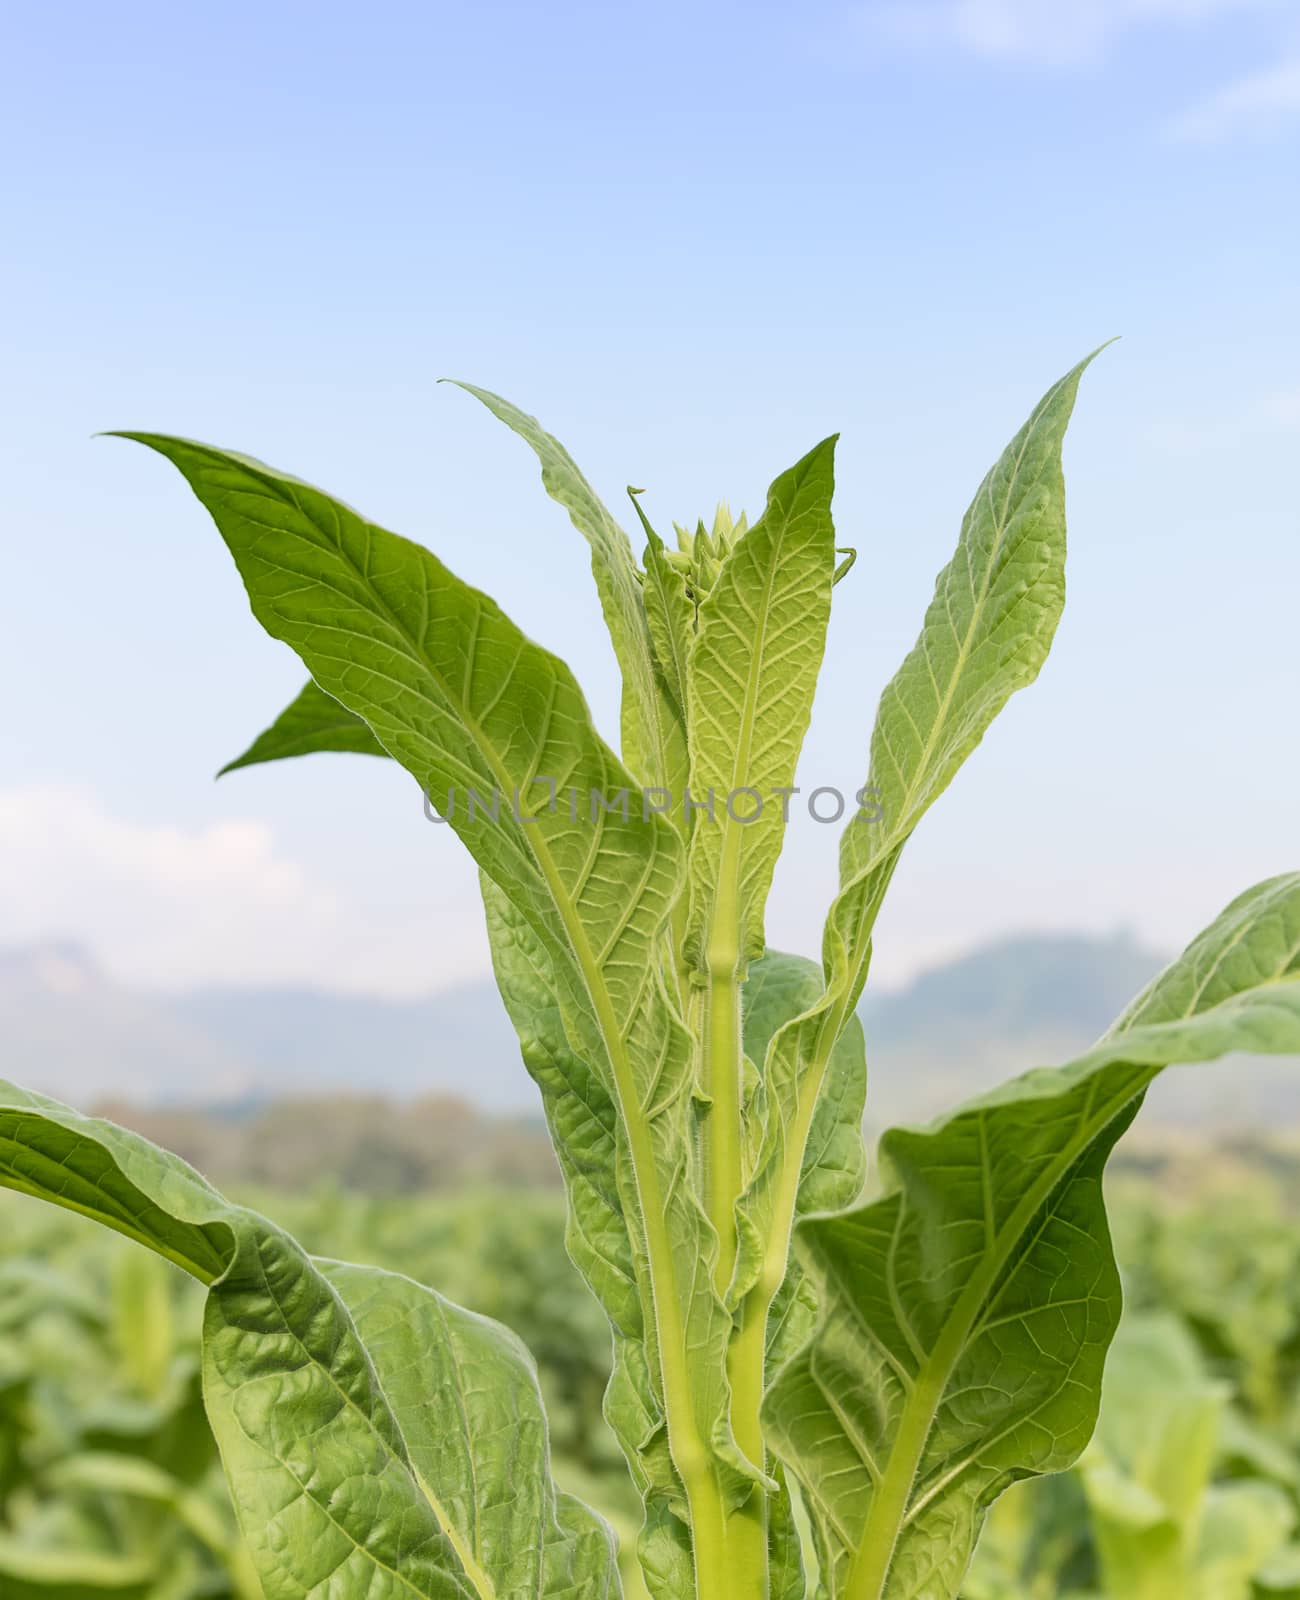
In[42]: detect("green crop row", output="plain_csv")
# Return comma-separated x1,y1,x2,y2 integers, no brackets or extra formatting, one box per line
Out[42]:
3,1159,1300,1600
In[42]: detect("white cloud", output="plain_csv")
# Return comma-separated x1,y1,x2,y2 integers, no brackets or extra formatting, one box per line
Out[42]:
1166,55,1300,138
861,0,1270,67
0,785,488,997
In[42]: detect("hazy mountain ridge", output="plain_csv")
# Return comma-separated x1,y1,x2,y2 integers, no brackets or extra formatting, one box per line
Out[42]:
0,941,520,1110
860,931,1300,1129
3,934,1296,1127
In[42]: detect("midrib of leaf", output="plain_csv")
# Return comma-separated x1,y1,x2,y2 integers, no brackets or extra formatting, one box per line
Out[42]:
412,1465,498,1600
417,1290,499,1600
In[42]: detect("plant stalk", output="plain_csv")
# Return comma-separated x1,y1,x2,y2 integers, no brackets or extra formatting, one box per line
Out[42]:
700,924,769,1595
703,954,744,1296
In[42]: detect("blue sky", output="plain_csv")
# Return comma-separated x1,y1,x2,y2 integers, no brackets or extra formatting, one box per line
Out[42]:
1,0,1297,997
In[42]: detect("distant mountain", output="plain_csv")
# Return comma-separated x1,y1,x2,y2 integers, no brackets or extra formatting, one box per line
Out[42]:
3,933,1297,1127
0,942,255,1105
860,930,1300,1130
0,942,525,1111
864,930,1161,1046
168,979,521,1106
859,931,1162,1126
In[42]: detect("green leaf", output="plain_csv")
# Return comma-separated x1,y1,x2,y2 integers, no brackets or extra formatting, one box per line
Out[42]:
115,433,674,1031
320,1259,621,1600
683,437,838,972
636,513,693,727
120,435,753,1570
0,1083,620,1600
109,1247,175,1401
834,351,1102,970
764,872,1300,1600
219,689,690,1584
733,351,1102,1368
219,678,387,774
1080,1461,1184,1600
480,877,694,1597
447,383,685,793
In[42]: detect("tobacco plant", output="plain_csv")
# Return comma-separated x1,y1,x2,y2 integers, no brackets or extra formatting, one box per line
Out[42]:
2,352,1298,1600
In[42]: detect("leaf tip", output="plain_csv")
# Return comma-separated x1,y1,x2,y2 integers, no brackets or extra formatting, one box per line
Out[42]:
1080,335,1122,372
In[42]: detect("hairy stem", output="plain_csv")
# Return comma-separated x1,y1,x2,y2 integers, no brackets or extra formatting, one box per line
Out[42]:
699,911,769,1593
725,1302,771,1596
703,950,744,1296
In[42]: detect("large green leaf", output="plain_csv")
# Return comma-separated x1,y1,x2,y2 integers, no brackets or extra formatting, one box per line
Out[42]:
122,436,752,1571
764,872,1300,1600
320,1259,621,1600
116,433,676,1034
447,384,686,795
832,350,1100,960
733,352,1100,1349
479,878,694,1598
218,685,689,1584
0,1084,620,1600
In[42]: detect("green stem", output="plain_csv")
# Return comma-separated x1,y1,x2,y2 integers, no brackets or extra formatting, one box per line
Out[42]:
725,992,856,1593
699,917,769,1595
703,951,744,1296
689,1467,769,1600
725,1299,771,1597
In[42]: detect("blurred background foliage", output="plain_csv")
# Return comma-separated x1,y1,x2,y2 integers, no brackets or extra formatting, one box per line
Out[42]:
3,1107,1300,1598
